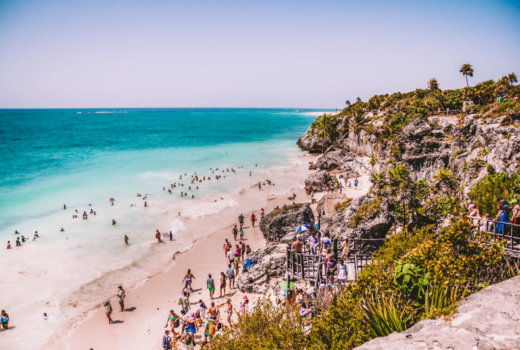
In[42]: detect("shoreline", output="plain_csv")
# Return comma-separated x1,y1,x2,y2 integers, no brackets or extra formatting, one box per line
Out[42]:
49,151,318,349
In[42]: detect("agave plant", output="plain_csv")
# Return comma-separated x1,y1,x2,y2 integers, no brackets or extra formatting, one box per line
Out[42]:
360,291,414,337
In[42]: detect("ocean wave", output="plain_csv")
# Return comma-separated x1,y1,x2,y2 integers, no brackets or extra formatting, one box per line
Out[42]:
182,197,238,219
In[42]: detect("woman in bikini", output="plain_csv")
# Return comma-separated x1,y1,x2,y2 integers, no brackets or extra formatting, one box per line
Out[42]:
165,309,180,335
219,272,227,297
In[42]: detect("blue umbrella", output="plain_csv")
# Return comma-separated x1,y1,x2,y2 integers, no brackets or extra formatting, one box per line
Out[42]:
297,225,311,232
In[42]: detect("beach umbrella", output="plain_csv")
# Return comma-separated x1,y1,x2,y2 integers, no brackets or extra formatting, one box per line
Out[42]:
296,225,310,232
279,281,295,290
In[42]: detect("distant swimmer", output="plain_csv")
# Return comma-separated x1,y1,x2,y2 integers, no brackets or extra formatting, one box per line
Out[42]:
144,201,148,207
83,211,88,220
112,219,117,225
14,230,19,235
60,227,65,232
124,235,129,245
34,231,40,238
21,235,26,243
63,204,67,210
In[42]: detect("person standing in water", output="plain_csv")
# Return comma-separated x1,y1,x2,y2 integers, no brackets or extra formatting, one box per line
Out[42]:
117,285,126,312
155,230,162,243
124,235,129,245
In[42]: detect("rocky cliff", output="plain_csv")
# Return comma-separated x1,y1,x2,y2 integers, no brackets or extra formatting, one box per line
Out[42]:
355,276,520,350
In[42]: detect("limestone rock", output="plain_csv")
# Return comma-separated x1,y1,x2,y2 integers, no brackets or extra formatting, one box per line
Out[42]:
304,170,331,191
259,203,315,240
315,148,347,170
236,243,288,294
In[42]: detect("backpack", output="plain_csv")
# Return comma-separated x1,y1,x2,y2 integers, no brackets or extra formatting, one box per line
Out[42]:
208,320,216,335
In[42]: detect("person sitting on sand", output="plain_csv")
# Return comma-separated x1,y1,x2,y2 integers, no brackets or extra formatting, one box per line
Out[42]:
6,241,11,249
104,300,113,324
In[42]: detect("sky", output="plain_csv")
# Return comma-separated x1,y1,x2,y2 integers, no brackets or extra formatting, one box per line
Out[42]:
0,0,519,108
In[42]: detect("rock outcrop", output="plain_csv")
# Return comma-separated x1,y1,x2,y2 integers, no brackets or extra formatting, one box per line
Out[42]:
236,243,288,294
315,148,347,170
304,170,331,191
355,276,520,350
259,203,315,240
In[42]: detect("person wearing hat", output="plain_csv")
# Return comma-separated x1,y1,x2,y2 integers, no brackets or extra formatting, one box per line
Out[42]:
117,285,126,312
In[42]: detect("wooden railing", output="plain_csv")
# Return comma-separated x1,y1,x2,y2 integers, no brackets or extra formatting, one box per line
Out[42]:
469,216,520,257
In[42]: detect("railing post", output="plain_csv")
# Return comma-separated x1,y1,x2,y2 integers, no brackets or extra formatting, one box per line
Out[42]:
302,254,306,280
334,239,338,260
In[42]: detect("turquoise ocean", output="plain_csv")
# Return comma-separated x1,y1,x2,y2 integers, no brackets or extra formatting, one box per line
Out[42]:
0,108,324,348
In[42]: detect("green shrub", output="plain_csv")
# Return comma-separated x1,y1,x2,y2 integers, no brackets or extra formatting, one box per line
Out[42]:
469,172,520,216
348,196,383,227
334,198,353,212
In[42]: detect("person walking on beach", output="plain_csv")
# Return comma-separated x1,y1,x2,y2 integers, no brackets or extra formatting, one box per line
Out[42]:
226,299,233,328
183,269,195,293
117,285,126,312
226,264,235,289
162,330,173,350
165,310,180,335
104,301,114,324
124,235,129,245
238,213,244,230
179,292,190,314
354,177,358,190
219,272,227,297
1,310,9,329
169,231,173,241
251,212,256,228
155,230,162,243
232,225,238,241
207,274,215,299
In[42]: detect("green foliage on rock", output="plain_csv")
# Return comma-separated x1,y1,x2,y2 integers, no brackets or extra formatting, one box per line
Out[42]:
469,172,520,216
334,198,353,213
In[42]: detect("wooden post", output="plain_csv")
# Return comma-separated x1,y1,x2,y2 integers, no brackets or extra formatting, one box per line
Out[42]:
302,254,306,280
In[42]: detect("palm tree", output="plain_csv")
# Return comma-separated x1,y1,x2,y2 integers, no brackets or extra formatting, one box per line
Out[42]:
345,100,351,107
508,72,518,84
427,78,439,91
459,63,474,87
312,113,334,139
349,108,369,136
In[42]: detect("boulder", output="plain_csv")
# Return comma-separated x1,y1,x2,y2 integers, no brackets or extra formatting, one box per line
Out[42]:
355,276,520,350
317,192,350,216
315,148,347,170
236,243,288,293
297,131,331,153
329,195,394,255
304,170,331,191
259,203,315,240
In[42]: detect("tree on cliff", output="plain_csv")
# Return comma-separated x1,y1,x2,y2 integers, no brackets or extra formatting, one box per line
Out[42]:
311,113,334,139
459,63,474,87
427,78,439,91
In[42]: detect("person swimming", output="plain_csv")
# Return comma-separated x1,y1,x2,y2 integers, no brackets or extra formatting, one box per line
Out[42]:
124,235,129,245
112,219,117,225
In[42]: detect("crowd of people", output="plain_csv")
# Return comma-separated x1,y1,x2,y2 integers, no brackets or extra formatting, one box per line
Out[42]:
469,199,520,236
